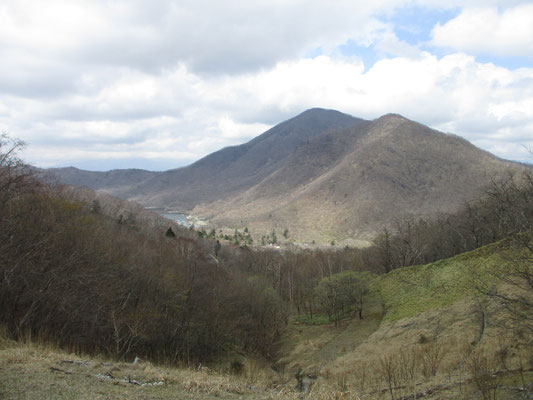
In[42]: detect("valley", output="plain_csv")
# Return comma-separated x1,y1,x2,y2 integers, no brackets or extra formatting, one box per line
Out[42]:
49,108,526,245
2,114,533,399
4,0,533,398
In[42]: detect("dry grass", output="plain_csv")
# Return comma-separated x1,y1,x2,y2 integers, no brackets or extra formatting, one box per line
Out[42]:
0,336,300,400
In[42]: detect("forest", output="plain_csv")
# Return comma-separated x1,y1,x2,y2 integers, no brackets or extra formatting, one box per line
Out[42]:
1,133,532,367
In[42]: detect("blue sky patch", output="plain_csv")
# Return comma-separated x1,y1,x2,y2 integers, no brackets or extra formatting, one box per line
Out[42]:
305,46,324,59
384,5,460,46
339,40,381,71
474,55,533,70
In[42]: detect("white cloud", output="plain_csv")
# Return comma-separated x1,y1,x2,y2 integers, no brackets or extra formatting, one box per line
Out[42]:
218,53,533,161
0,0,403,77
431,4,533,57
373,29,422,59
489,98,533,122
1,0,532,169
5,51,533,167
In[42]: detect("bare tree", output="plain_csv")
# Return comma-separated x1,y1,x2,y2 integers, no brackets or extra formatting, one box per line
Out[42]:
0,133,35,209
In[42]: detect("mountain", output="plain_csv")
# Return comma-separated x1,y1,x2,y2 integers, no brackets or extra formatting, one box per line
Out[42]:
47,167,158,198
49,108,527,244
49,108,362,206
124,108,365,208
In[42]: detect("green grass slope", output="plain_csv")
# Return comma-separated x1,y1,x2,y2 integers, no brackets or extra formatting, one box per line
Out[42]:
377,240,508,322
276,238,533,398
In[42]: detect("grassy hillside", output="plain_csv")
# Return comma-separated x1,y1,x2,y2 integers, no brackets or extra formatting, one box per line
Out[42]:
378,240,506,322
275,237,533,398
0,336,291,400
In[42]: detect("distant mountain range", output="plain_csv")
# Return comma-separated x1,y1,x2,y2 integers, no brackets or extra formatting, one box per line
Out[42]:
49,108,528,244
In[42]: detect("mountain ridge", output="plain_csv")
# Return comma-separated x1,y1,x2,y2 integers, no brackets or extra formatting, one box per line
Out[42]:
48,108,528,244
190,111,524,243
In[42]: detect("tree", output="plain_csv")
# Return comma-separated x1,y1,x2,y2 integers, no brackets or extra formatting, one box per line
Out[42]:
471,171,533,335
90,199,102,214
316,270,375,326
0,134,34,209
346,271,374,320
165,227,176,237
373,228,395,273
476,232,533,335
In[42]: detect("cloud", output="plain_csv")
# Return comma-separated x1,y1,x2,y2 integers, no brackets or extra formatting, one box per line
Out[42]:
11,51,532,167
0,0,532,170
205,52,533,161
0,0,403,77
431,4,533,57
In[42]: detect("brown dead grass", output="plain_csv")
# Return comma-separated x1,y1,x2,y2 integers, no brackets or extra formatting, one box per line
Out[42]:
0,336,299,400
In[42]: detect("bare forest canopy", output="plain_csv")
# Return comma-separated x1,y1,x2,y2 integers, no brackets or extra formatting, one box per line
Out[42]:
1,133,533,368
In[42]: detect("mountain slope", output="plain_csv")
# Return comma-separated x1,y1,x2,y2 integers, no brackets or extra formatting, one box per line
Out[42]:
277,237,533,399
125,108,365,207
49,109,527,244
47,167,159,198
193,113,525,243
50,109,364,209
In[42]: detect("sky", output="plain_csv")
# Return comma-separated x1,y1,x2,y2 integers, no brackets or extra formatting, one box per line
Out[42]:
1,0,532,171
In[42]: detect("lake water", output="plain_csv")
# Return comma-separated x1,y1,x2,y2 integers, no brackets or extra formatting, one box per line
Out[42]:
161,212,188,225
146,208,190,226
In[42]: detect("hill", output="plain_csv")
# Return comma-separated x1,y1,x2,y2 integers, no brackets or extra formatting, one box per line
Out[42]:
49,109,527,244
275,235,533,398
126,108,364,209
3,237,532,399
46,167,158,198
50,108,362,206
